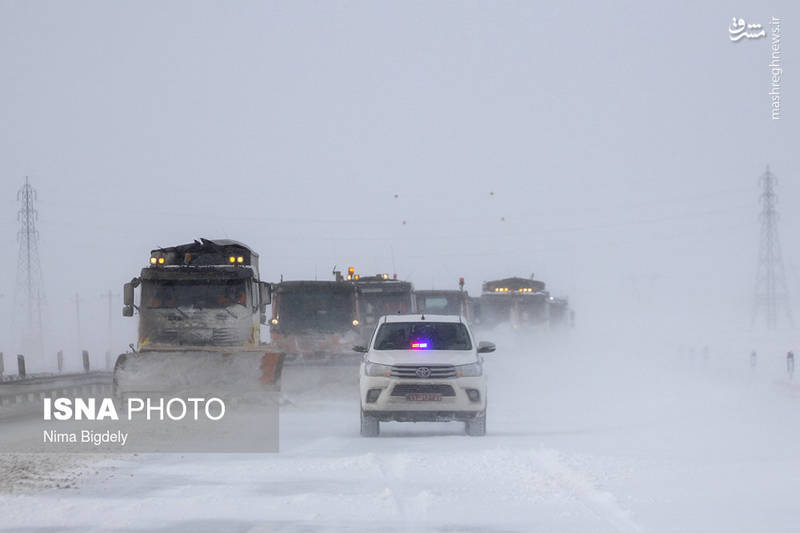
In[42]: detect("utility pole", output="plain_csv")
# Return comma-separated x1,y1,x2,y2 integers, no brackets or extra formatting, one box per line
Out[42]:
752,166,792,329
101,290,119,353
71,292,83,352
107,290,112,349
15,177,44,367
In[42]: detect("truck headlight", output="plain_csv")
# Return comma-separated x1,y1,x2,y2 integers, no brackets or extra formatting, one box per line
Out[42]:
455,362,482,377
364,361,392,377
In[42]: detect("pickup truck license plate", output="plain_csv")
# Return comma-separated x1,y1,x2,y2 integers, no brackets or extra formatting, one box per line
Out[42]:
406,393,442,401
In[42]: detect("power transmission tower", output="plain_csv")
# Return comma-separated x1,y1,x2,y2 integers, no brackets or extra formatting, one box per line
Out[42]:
752,166,792,330
15,177,44,366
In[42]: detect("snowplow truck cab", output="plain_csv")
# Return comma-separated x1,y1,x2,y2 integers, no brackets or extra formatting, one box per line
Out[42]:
115,238,283,399
270,280,361,361
479,277,550,330
415,290,474,323
345,272,416,343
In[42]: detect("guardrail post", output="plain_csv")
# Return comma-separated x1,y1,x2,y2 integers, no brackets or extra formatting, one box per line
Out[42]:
57,350,64,372
82,350,90,373
17,354,26,378
0,352,4,376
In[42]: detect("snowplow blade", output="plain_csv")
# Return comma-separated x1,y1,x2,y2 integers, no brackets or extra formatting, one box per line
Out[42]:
113,346,284,401
269,331,364,397
272,331,364,367
277,352,362,399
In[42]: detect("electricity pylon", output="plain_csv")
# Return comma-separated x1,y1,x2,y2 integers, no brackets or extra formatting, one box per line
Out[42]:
15,177,44,366
752,166,792,330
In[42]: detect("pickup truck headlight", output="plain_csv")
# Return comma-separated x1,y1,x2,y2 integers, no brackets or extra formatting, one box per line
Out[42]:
455,362,482,377
364,361,392,377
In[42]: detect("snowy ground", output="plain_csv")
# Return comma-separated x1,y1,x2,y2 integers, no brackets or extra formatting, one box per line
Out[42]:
1,331,800,532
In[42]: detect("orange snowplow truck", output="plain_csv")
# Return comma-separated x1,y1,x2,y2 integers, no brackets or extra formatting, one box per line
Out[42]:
269,280,361,363
114,238,284,399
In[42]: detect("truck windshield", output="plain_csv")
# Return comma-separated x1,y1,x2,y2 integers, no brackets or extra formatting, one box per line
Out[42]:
143,279,248,309
277,288,356,332
359,292,412,324
417,295,461,315
373,322,472,351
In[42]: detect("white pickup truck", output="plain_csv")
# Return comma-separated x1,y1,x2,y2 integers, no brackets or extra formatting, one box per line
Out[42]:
356,314,495,437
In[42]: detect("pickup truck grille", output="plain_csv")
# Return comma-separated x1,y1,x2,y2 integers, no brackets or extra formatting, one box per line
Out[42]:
390,365,456,379
390,384,456,397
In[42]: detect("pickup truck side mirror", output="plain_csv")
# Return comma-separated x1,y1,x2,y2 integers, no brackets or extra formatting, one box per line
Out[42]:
353,345,368,353
477,341,496,354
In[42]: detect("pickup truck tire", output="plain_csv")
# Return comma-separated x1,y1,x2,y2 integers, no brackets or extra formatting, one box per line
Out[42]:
360,409,380,437
465,411,486,436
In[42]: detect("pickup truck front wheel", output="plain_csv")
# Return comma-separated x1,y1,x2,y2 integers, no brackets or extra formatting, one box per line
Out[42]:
465,411,486,436
360,409,379,437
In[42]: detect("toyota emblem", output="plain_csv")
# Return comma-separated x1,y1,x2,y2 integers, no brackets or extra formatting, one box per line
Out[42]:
415,367,432,378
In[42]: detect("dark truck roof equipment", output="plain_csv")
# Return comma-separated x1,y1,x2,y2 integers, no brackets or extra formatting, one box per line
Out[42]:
148,238,258,273
482,277,546,294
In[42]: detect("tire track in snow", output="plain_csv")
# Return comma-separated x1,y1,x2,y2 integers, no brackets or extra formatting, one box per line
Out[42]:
371,452,409,519
531,448,641,533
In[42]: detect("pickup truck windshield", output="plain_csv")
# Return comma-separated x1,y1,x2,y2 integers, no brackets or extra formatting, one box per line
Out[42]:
373,322,472,350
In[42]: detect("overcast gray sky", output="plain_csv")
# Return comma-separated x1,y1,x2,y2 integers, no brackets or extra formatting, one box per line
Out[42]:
1,1,796,365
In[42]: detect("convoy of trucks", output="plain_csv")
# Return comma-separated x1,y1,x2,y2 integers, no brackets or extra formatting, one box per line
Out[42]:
113,239,572,399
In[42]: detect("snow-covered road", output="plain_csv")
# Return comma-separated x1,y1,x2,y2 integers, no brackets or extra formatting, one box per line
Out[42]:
2,334,799,532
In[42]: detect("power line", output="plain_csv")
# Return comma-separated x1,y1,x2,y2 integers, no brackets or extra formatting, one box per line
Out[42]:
34,184,751,227
752,166,792,330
